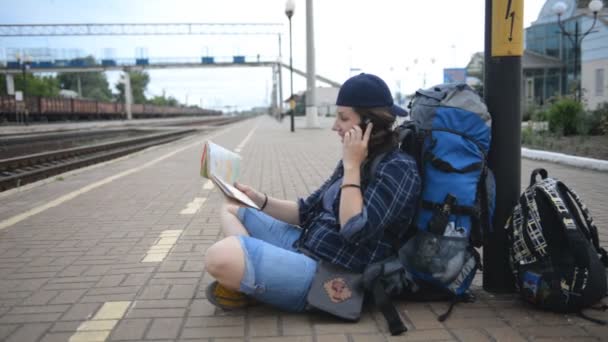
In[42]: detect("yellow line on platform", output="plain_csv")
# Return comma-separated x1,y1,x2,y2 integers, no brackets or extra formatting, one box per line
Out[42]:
180,197,207,214
142,229,183,262
68,301,131,342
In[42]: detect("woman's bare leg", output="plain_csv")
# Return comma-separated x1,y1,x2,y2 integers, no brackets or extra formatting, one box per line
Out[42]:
220,201,249,237
205,236,246,290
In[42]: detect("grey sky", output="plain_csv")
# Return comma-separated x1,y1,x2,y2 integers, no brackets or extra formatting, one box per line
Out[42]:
1,0,546,110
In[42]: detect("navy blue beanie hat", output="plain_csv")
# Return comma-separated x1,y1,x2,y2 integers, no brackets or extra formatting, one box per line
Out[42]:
336,73,407,117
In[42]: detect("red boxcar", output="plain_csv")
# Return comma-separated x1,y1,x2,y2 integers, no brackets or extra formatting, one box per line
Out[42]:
115,103,125,115
40,97,72,114
0,96,16,114
1,94,220,121
72,99,97,114
97,102,115,115
131,104,144,115
26,97,40,114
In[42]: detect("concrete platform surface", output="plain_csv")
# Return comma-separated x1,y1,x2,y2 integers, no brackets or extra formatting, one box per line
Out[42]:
0,116,606,342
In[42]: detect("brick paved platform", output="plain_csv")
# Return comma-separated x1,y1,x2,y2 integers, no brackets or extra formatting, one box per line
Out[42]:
0,116,606,341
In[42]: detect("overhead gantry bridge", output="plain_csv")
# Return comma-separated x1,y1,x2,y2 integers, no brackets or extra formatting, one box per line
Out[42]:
1,22,341,118
1,58,341,88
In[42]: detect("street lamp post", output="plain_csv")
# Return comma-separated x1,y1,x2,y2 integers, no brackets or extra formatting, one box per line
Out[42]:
16,53,32,125
277,33,284,121
285,0,295,132
553,0,604,102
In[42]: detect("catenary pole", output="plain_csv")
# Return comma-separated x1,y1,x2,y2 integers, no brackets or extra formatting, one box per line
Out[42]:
305,0,319,128
483,0,522,292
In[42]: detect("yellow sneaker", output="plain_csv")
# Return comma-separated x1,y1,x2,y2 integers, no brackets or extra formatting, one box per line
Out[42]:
205,281,257,310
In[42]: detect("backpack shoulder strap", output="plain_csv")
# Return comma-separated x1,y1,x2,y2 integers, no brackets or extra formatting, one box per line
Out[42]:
472,166,491,248
535,179,596,270
562,185,608,267
366,151,389,184
372,278,407,335
363,260,408,335
365,150,407,251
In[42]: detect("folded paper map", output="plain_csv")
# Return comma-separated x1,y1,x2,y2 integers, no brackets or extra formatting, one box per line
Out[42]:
200,141,259,209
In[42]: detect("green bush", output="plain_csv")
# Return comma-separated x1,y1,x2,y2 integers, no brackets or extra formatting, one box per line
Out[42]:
531,110,549,122
578,110,604,135
521,126,534,144
574,102,608,135
590,102,608,135
522,104,534,121
521,126,548,146
523,103,550,122
547,98,583,136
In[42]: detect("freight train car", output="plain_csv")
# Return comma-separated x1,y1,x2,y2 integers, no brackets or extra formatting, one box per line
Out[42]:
0,95,221,122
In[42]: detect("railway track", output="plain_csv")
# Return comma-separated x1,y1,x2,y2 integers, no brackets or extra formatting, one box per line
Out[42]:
0,117,241,159
0,116,247,191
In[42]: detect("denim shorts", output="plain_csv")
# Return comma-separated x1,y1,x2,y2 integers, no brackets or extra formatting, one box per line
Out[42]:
235,207,317,312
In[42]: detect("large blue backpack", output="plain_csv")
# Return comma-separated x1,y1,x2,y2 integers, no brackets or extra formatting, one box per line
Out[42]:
363,84,496,335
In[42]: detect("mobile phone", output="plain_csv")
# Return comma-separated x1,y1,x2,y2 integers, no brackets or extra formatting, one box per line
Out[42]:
359,117,371,131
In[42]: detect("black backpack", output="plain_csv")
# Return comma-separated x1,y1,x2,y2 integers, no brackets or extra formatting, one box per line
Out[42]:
505,168,608,322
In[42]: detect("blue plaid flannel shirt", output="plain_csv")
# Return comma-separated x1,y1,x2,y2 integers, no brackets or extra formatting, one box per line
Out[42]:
296,149,421,272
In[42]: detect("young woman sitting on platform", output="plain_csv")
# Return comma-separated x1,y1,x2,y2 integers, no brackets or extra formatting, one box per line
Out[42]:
204,73,421,312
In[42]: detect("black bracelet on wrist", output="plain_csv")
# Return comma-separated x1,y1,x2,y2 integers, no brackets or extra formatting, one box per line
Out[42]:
259,193,269,211
340,183,361,190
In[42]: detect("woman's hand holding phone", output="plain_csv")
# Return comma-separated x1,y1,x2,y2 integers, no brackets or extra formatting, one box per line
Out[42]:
342,120,372,170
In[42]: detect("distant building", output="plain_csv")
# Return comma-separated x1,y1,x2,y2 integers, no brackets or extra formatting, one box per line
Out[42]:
59,89,79,98
443,68,468,84
250,106,270,115
523,0,608,109
314,87,340,116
